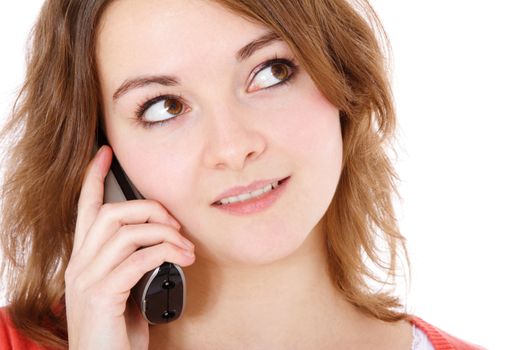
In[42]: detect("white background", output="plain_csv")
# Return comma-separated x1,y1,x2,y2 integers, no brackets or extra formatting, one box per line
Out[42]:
1,1,524,349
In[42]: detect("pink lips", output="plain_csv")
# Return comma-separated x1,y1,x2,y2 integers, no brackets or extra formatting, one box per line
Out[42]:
211,176,291,215
211,176,289,205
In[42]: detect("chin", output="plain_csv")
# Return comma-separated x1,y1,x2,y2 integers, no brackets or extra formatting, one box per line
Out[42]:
208,226,311,267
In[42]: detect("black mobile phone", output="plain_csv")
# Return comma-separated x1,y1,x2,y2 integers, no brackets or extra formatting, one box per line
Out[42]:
94,125,186,324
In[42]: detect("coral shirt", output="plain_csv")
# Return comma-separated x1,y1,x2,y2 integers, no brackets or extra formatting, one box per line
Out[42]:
0,306,486,349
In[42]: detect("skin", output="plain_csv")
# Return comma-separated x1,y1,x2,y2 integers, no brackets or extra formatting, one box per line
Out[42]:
95,0,413,348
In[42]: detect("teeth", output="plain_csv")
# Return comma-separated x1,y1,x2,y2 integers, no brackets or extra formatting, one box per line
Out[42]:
218,181,279,205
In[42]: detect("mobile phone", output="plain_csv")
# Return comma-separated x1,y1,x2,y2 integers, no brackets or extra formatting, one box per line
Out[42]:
94,125,186,324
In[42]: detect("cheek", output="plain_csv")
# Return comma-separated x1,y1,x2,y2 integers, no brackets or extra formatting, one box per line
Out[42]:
280,84,343,219
275,83,342,173
113,143,197,205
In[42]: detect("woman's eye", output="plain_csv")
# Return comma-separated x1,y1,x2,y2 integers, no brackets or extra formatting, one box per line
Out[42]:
138,96,185,127
249,60,296,91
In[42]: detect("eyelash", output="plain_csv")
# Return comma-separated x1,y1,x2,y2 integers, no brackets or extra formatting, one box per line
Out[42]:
133,56,299,129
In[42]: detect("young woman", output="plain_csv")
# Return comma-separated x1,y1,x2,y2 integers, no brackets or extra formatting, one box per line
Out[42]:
0,0,485,349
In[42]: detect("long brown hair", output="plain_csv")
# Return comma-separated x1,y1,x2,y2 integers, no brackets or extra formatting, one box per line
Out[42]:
0,0,410,348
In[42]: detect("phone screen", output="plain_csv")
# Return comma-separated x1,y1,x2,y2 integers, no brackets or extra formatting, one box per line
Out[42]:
94,124,186,324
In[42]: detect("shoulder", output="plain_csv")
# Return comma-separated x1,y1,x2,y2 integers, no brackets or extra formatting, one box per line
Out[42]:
409,315,487,350
0,305,49,350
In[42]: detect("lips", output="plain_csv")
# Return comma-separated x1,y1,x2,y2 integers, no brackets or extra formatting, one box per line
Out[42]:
211,176,290,205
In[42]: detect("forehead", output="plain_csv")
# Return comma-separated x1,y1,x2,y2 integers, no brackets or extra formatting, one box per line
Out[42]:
96,0,270,83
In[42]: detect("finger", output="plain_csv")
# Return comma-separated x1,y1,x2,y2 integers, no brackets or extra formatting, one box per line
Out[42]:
97,242,194,296
75,200,187,264
79,223,193,286
73,145,113,255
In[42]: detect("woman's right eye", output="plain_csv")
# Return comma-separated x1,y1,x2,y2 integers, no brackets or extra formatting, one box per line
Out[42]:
136,95,187,128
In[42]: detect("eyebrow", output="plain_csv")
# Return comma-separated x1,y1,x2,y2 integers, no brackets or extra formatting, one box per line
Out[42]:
112,31,282,102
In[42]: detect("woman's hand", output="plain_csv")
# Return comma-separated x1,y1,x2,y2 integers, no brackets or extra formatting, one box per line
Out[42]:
65,145,195,350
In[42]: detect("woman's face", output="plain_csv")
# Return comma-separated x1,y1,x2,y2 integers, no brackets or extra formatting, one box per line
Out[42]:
96,0,343,266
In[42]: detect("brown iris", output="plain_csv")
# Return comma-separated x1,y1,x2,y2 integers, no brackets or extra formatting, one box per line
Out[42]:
164,98,183,115
271,63,289,80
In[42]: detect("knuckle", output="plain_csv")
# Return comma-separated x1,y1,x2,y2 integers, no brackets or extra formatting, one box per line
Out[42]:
118,224,133,236
146,198,161,207
64,267,75,283
159,224,174,237
118,226,142,249
99,203,117,217
65,271,84,294
127,242,182,273
74,274,90,293
147,199,165,213
98,202,126,226
161,244,180,264
164,226,182,244
151,200,175,221
128,249,147,268
164,242,182,259
132,244,165,273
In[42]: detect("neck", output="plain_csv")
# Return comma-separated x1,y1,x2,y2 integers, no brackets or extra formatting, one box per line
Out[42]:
149,224,367,349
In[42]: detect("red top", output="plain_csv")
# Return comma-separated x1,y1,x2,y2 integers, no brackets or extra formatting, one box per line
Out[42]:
0,306,486,349
409,315,486,350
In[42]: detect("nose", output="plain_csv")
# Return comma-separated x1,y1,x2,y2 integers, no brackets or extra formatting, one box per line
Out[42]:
202,103,266,171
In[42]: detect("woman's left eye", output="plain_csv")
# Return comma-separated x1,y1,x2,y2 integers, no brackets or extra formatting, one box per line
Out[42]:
248,58,297,92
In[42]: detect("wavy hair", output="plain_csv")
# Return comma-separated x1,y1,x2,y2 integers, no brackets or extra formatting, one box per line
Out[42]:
0,0,410,348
